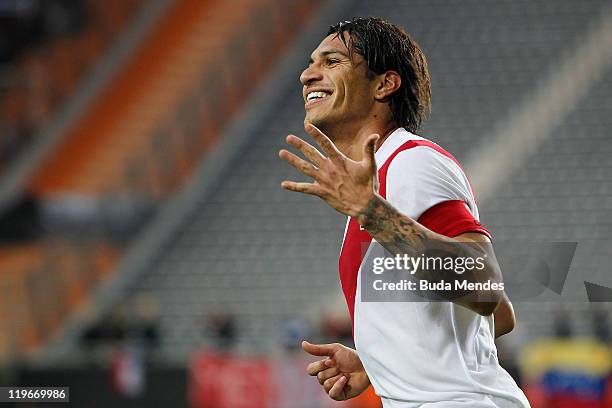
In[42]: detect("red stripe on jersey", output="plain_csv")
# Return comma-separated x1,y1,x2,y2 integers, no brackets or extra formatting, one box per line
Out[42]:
417,200,491,239
338,139,487,330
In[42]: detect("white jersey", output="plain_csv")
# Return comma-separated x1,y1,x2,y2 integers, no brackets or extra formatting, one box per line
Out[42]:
338,128,530,408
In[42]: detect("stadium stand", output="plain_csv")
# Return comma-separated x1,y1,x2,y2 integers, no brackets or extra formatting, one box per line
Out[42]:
0,241,117,358
377,0,610,162
0,0,321,362
29,0,318,198
483,61,612,340
0,0,145,175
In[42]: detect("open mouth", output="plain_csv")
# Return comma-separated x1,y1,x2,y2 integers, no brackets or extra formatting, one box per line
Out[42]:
305,91,332,106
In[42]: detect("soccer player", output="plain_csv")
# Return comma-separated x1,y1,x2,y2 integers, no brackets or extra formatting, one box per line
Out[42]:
279,17,530,408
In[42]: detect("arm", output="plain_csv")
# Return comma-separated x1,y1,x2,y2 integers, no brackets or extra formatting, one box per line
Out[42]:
280,124,503,316
358,196,502,315
494,292,516,338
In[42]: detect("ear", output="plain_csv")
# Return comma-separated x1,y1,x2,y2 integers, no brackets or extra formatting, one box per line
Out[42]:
374,71,401,101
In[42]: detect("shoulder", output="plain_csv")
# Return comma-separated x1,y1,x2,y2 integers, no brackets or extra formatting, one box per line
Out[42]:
376,129,464,177
381,136,476,219
385,140,467,188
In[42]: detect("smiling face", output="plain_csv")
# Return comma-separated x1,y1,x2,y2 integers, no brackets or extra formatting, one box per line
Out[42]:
300,33,378,137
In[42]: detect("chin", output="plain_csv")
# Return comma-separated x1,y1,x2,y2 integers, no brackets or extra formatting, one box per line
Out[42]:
304,115,328,131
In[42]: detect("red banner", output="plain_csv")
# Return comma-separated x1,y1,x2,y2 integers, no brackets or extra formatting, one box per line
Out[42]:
189,351,272,408
188,351,381,408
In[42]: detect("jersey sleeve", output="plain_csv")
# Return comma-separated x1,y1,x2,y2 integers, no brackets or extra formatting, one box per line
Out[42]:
418,200,491,238
385,146,491,238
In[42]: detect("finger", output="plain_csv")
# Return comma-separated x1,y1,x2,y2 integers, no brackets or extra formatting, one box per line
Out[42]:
304,123,342,161
286,135,326,166
306,359,329,376
301,340,338,357
279,149,318,179
328,375,348,400
362,134,379,172
280,181,324,197
324,359,336,368
317,367,340,385
323,374,343,392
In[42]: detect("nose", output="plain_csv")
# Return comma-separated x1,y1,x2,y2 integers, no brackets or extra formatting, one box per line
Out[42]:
300,63,323,86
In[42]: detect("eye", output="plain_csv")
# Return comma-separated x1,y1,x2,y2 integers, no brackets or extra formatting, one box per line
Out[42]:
326,58,340,66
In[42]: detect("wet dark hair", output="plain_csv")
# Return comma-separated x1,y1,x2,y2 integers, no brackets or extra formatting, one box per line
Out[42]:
327,17,431,133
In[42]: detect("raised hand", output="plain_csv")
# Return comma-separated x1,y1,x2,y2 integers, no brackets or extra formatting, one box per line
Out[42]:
302,340,371,401
279,123,379,218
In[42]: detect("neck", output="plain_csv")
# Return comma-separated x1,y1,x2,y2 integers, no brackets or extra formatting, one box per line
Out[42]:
332,121,399,161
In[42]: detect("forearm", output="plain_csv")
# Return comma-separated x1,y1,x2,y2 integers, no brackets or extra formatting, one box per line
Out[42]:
357,193,502,315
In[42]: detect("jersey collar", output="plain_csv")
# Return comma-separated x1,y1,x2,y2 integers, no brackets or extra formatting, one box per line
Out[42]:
374,127,424,167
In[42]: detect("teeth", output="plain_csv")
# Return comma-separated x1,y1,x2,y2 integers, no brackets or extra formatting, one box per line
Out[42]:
307,91,330,101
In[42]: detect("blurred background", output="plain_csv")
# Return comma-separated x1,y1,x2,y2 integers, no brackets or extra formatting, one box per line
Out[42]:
1,0,612,406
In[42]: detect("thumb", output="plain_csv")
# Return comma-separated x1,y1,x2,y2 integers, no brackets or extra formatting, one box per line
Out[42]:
363,134,379,170
302,340,338,357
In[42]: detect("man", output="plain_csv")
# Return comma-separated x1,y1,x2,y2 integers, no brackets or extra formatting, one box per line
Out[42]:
279,17,530,408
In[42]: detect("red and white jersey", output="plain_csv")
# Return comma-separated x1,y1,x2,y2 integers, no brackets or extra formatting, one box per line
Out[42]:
339,128,530,408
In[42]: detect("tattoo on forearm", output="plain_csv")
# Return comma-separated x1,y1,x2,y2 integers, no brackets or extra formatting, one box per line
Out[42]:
359,195,429,255
357,195,501,309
